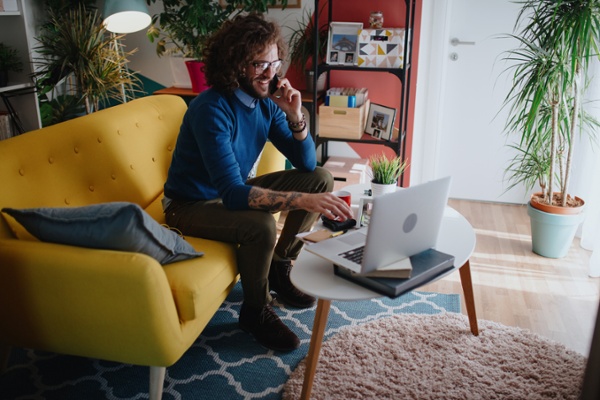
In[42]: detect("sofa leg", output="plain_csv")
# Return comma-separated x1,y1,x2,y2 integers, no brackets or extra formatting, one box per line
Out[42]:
149,366,166,400
0,344,11,373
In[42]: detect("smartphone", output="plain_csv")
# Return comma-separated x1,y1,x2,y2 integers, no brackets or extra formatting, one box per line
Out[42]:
269,76,281,98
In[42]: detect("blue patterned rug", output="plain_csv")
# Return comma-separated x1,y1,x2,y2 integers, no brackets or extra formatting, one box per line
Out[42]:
0,282,460,400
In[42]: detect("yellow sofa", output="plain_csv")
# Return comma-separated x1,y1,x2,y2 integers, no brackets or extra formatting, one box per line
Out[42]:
0,95,285,399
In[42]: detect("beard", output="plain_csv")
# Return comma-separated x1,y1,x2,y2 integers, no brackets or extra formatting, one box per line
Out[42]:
239,74,268,100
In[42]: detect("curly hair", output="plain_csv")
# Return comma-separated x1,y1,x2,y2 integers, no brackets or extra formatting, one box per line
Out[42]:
203,13,287,93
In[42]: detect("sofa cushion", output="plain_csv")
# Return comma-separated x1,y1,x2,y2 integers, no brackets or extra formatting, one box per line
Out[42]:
1,202,202,265
164,236,239,321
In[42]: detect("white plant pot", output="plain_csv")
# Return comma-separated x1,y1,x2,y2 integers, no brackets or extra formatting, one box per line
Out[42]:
169,55,192,89
305,70,326,93
371,182,397,197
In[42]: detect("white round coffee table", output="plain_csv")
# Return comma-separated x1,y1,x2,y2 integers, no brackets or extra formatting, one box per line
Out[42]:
293,206,474,300
290,190,478,400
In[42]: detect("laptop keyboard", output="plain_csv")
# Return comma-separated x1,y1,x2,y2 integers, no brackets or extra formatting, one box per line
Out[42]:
339,246,365,264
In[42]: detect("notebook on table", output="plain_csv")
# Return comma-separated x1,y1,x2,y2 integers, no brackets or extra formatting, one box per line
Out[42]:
304,176,455,297
333,248,455,298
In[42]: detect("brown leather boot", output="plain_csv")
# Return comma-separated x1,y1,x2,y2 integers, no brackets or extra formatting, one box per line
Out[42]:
239,303,300,352
269,260,316,308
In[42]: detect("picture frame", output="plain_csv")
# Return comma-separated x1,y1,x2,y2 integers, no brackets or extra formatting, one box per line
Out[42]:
356,198,373,227
267,0,301,8
365,103,397,140
219,0,300,8
326,22,363,66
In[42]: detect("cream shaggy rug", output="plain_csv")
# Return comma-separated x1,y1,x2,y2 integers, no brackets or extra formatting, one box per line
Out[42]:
283,313,586,400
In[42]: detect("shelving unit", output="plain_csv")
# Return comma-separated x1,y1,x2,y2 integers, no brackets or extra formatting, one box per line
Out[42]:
308,0,416,186
0,0,42,137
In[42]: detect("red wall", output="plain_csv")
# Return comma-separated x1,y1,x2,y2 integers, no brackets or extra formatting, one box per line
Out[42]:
287,0,422,186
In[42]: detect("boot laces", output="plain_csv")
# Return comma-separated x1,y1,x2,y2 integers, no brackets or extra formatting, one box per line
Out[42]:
259,305,280,325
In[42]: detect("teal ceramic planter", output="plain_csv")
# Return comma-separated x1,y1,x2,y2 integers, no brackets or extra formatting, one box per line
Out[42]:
527,202,585,258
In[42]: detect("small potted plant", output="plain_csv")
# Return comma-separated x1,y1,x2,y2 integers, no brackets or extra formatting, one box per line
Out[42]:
0,42,23,87
368,152,408,196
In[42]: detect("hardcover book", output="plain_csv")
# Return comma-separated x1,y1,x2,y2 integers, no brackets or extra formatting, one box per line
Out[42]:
333,248,455,298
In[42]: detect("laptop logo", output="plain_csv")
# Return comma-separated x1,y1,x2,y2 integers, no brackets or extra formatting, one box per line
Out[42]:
403,213,418,233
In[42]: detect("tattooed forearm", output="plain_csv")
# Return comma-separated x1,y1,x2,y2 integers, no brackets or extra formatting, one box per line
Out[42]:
248,187,303,212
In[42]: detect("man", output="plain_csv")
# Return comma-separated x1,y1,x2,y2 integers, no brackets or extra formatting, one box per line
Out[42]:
163,13,353,352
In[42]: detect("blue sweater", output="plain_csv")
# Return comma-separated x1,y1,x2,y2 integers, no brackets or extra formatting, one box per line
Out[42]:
164,88,317,210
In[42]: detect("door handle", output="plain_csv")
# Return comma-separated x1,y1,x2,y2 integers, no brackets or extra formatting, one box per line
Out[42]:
450,38,476,46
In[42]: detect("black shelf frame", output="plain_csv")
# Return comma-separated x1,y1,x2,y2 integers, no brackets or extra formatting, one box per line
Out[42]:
307,0,416,187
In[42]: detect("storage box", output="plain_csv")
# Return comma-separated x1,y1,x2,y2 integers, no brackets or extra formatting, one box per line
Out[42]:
319,100,370,140
323,156,369,191
325,87,369,107
357,28,410,68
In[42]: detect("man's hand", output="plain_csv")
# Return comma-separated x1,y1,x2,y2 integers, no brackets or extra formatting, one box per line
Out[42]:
248,187,354,221
270,78,303,123
296,192,354,221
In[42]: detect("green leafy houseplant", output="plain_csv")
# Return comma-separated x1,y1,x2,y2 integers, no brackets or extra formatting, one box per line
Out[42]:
34,5,141,118
288,3,328,72
369,152,408,185
146,0,289,61
0,43,23,73
0,42,23,87
502,0,600,209
287,2,328,91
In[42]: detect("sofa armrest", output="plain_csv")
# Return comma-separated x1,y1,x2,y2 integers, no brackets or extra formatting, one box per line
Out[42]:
256,141,286,177
0,239,185,366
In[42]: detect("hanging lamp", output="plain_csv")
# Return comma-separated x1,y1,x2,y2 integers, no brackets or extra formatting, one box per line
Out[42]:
103,0,151,34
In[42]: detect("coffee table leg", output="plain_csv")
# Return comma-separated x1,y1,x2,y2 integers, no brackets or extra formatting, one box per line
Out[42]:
459,260,479,336
300,298,331,400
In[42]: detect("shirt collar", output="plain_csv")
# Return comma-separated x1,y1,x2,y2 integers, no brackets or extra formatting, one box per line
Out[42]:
234,88,259,109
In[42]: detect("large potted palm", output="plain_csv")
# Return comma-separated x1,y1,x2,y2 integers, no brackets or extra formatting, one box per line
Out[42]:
34,4,141,121
146,0,288,93
502,0,600,258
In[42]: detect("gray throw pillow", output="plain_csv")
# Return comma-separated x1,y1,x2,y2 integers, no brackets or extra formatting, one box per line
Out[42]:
1,202,202,265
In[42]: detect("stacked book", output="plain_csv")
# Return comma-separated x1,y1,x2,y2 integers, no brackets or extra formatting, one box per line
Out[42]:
334,249,455,298
325,87,369,108
0,112,13,141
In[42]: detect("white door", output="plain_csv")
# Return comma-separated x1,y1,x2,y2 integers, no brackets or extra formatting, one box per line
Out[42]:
415,0,528,204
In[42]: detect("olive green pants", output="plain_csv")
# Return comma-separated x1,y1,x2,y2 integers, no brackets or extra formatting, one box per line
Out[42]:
165,167,333,308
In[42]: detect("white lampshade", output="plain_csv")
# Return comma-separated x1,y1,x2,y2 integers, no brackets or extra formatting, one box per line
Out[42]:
103,0,152,34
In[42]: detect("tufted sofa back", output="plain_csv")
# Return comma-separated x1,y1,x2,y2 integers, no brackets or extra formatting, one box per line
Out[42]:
0,95,187,239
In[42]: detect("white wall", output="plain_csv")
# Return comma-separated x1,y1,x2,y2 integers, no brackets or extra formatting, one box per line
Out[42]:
411,0,448,186
412,0,530,205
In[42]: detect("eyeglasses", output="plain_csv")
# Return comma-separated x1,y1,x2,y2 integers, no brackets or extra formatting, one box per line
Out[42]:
251,59,283,75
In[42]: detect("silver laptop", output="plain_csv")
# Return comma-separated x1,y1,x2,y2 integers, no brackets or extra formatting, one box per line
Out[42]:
305,176,451,275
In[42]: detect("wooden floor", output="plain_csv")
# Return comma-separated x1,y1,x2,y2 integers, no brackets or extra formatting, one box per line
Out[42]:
282,199,600,356
421,199,600,356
